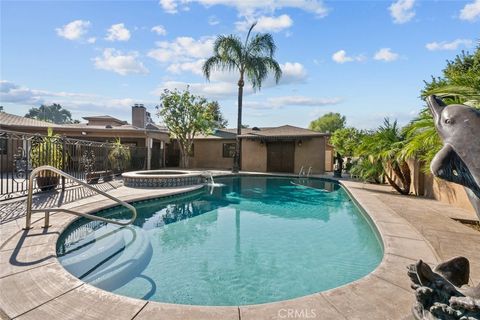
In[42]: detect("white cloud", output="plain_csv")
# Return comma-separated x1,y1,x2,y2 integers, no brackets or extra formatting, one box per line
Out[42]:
426,39,473,51
93,49,149,75
389,0,415,24
159,0,179,13
208,15,220,25
87,37,96,44
167,59,206,75
159,0,328,18
460,0,480,21
105,23,131,42
373,48,399,62
56,20,91,41
278,62,307,84
151,25,167,36
236,14,293,32
147,36,214,63
0,80,152,116
153,80,243,100
331,50,365,64
250,96,342,109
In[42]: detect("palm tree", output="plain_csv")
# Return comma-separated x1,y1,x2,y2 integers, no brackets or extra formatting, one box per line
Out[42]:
203,23,282,172
356,119,411,195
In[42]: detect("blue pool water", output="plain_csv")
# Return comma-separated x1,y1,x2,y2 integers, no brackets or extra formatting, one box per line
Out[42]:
57,176,383,306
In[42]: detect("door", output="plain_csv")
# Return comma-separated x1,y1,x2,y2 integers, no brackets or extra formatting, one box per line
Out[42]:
267,142,295,173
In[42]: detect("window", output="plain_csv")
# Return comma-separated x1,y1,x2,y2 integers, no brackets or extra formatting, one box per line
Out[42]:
223,143,235,158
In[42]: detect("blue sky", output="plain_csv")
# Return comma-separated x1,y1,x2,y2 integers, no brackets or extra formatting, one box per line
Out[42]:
1,0,479,129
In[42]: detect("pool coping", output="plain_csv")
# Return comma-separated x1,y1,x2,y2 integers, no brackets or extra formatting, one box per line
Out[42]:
0,174,441,319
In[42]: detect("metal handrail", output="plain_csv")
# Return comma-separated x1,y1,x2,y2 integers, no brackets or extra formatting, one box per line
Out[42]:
25,166,137,230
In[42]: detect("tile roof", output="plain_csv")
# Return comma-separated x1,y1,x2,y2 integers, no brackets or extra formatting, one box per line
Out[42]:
195,125,329,139
0,112,54,127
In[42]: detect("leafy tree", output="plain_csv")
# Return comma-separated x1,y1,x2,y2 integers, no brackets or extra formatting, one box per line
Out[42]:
309,112,346,133
403,44,480,172
207,101,228,128
157,88,218,168
356,119,411,195
203,22,282,172
25,103,78,124
330,127,363,157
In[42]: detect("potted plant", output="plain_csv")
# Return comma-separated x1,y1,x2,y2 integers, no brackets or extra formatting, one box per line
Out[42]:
30,128,63,191
108,138,131,174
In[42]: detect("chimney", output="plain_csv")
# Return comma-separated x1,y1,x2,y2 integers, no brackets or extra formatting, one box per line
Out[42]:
132,104,146,128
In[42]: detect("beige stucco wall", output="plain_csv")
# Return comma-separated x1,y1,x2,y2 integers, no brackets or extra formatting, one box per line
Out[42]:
241,139,267,172
405,159,475,214
294,137,326,174
189,139,235,170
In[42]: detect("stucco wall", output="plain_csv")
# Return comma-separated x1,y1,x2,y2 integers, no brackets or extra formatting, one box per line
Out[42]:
294,137,326,174
241,140,267,172
407,159,475,214
189,139,235,170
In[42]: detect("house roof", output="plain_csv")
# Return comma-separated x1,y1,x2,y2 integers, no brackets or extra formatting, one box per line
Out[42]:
0,112,168,134
0,112,54,127
195,125,329,140
82,115,127,125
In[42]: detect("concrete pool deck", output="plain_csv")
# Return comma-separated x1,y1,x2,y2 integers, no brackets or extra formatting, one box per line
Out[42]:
0,174,479,320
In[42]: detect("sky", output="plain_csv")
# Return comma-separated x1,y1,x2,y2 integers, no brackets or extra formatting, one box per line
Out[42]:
0,0,479,129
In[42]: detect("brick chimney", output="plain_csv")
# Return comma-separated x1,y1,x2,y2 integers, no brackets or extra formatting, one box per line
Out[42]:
132,104,146,128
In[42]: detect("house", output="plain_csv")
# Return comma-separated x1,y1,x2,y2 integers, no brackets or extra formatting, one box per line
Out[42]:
186,126,332,174
0,105,169,170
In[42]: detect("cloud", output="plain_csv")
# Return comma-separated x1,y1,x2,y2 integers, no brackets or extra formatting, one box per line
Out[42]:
167,59,206,75
56,20,91,41
105,23,131,41
236,14,293,32
373,48,399,62
426,39,473,51
389,0,415,24
93,49,149,75
208,15,220,25
0,80,152,116
151,25,167,36
148,36,214,63
153,80,243,100
159,0,328,18
331,50,365,64
87,37,96,44
159,0,179,13
460,0,480,21
244,96,342,109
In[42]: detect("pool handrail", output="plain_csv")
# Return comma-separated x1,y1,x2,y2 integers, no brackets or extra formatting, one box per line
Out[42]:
24,165,137,230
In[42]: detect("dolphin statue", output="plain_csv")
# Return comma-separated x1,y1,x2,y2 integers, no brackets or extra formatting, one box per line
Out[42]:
427,95,480,221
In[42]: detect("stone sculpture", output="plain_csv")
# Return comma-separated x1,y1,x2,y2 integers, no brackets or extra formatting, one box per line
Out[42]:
407,95,480,320
408,257,480,319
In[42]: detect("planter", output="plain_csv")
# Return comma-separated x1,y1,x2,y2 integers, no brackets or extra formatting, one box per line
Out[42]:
37,176,60,191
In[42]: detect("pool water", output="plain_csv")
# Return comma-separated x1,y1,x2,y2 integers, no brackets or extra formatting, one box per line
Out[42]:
57,176,383,306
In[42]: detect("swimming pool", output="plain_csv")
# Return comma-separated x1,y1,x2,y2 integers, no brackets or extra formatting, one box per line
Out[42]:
57,175,383,306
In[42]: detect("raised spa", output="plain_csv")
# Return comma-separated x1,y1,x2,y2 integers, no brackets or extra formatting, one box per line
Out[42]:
57,176,383,306
122,170,204,188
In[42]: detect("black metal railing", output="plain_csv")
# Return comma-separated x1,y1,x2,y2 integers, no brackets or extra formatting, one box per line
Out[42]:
0,130,152,200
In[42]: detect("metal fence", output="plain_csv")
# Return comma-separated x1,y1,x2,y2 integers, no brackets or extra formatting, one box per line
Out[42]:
0,130,152,200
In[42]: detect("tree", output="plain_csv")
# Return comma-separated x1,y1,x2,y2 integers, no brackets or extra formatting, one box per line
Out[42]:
309,112,346,133
157,88,219,168
403,44,480,172
203,22,282,173
330,127,363,158
207,101,228,128
356,119,411,195
25,103,78,124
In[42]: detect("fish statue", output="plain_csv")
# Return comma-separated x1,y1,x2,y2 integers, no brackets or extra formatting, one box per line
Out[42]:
427,95,480,221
